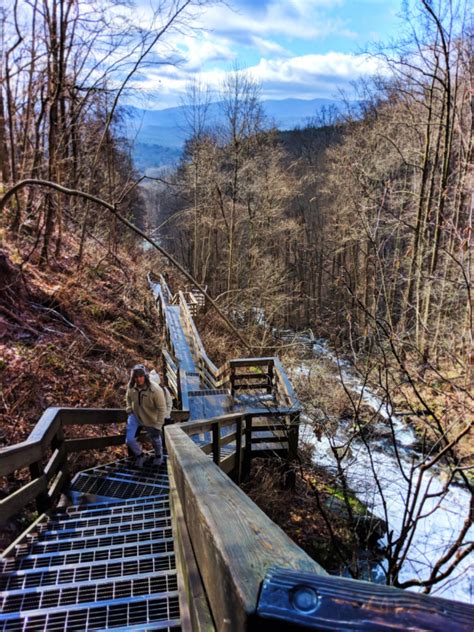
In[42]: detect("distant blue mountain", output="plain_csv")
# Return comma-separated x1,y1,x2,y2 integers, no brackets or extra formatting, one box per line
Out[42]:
123,97,343,171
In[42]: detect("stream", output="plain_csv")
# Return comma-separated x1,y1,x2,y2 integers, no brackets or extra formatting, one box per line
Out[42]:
292,336,473,604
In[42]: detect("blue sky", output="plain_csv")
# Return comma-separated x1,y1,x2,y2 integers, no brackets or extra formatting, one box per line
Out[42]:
128,0,404,109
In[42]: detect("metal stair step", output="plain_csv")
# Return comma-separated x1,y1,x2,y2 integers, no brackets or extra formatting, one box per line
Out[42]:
62,496,169,516
23,527,173,555
1,452,181,630
70,473,169,500
52,497,170,521
94,623,180,632
40,514,172,540
89,466,170,486
92,457,168,473
0,589,180,631
0,553,176,591
1,570,178,614
95,459,168,474
8,537,175,571
89,456,169,477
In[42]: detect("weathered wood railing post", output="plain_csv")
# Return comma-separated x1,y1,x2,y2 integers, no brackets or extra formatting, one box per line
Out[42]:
234,416,244,484
267,359,274,394
243,414,253,480
288,412,299,461
230,363,236,397
51,421,70,488
212,421,221,466
284,412,300,489
28,460,50,514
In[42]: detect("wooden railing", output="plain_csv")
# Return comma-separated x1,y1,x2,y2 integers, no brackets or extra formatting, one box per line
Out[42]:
0,406,294,529
170,411,297,483
149,275,191,420
0,408,127,527
178,289,219,386
165,414,323,630
175,287,300,411
2,407,473,629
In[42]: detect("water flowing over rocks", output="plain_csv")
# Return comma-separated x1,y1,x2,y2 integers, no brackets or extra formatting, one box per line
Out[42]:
293,336,473,604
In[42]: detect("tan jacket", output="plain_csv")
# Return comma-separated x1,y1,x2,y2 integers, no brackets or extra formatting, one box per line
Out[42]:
125,382,166,429
150,369,173,417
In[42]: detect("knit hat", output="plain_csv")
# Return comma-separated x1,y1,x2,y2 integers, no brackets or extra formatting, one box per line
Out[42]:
131,364,148,378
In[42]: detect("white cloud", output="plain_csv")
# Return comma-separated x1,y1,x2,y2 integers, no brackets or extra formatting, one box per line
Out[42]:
177,0,354,45
178,35,236,71
251,36,291,58
251,52,382,83
116,1,386,108
129,51,386,108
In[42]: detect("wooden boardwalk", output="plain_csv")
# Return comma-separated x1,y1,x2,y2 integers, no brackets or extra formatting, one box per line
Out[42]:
1,276,473,631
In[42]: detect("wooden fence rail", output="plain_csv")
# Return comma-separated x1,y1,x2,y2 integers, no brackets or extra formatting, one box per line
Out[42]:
165,418,325,631
0,408,126,526
0,406,296,528
2,408,473,630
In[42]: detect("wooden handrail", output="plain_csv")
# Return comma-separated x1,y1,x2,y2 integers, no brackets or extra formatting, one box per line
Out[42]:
0,407,127,527
178,290,219,377
165,419,325,630
0,405,286,529
273,357,299,408
157,273,174,305
150,276,300,415
0,407,62,477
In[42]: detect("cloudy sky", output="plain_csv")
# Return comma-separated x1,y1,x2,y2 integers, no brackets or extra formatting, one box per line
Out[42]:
128,0,404,109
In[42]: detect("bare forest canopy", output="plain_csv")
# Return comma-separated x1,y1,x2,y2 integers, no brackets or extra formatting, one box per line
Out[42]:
144,0,473,531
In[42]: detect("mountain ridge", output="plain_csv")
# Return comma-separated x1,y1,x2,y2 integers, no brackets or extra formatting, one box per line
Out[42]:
123,97,344,171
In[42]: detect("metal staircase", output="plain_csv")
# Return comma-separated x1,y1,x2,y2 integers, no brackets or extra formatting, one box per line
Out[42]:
0,456,182,631
2,275,473,630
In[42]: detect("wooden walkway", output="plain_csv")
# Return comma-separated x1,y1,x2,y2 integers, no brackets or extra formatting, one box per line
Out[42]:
1,276,473,631
151,276,298,423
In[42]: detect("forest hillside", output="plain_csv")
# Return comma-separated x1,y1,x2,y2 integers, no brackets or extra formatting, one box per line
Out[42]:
0,0,472,604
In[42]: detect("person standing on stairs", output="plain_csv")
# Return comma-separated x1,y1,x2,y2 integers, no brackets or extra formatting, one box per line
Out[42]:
125,364,166,467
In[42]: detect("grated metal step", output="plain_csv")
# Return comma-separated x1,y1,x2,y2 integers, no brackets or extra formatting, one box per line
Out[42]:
62,495,170,516
1,455,182,630
10,537,176,571
1,572,178,613
51,498,170,522
0,553,177,592
23,527,173,554
0,592,180,631
41,514,172,540
70,473,168,501
188,389,230,396
92,465,169,485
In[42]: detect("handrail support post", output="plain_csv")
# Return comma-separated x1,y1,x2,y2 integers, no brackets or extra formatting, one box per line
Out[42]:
284,412,299,490
242,414,253,481
212,421,221,466
234,416,244,484
29,461,51,514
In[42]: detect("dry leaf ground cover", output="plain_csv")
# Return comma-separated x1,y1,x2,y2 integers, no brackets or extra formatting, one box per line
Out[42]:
0,232,169,548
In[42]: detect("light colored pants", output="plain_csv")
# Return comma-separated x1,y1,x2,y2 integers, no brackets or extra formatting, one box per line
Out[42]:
126,413,162,457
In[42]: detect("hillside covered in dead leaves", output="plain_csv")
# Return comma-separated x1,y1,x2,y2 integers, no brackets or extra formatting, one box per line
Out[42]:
0,235,166,454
